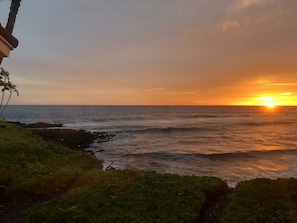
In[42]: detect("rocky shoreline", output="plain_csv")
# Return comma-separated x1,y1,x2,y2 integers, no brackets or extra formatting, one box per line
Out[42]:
0,122,230,223
11,122,114,152
1,122,115,223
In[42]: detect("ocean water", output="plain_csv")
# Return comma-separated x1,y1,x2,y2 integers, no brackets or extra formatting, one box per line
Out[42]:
5,105,297,187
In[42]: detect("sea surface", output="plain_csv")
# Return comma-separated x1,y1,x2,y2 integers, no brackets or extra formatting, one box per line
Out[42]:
4,105,297,187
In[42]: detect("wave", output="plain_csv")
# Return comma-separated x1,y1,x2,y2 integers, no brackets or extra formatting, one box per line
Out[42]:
127,126,216,134
111,120,295,135
196,149,297,160
237,121,295,126
180,114,219,119
181,114,262,119
121,148,297,161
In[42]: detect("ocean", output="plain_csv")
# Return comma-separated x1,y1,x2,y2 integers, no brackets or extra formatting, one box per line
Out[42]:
4,105,297,187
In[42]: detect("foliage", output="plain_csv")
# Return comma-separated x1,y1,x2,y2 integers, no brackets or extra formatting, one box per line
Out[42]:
221,178,297,223
0,67,19,118
0,121,101,197
23,171,227,223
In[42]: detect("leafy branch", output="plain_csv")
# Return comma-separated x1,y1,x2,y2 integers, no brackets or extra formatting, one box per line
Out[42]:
0,67,19,118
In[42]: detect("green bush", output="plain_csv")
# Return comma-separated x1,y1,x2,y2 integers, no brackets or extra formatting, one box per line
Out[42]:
221,178,297,223
23,171,228,223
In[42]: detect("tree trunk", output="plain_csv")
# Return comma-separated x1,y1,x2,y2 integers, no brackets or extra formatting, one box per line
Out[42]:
5,0,21,34
0,91,11,117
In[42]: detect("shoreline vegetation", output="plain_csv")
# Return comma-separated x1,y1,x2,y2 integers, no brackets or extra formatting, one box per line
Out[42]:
1,121,297,222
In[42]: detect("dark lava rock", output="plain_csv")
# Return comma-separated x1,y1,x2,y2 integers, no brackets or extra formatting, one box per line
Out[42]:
31,129,99,151
11,121,114,151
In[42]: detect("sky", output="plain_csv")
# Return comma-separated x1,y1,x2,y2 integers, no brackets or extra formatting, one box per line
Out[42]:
0,0,297,105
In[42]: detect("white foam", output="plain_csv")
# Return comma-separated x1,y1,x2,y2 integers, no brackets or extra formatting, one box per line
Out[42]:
102,161,124,171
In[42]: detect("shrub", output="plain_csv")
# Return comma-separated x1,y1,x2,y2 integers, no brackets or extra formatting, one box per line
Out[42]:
0,121,101,196
221,178,297,223
23,171,228,223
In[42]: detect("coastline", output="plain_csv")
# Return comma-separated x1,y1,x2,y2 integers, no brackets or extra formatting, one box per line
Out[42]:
11,121,114,152
1,122,110,222
5,105,297,187
2,120,297,222
1,121,228,222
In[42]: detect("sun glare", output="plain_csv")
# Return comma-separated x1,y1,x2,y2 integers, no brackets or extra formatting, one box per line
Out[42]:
265,102,276,109
238,92,297,106
257,96,279,109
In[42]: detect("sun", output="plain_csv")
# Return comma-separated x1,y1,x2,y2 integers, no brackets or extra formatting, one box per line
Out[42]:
239,92,297,106
257,96,279,109
265,101,277,109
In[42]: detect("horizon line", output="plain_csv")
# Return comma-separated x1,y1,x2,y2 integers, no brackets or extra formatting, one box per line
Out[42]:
8,104,297,107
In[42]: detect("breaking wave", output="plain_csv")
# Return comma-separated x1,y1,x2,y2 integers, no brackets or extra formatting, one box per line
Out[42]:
121,148,297,161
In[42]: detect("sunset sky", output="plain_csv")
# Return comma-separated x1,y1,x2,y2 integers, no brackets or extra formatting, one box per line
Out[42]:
0,0,296,105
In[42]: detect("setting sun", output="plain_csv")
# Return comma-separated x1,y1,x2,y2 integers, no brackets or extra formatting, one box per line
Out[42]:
257,96,279,108
265,103,276,109
239,92,297,107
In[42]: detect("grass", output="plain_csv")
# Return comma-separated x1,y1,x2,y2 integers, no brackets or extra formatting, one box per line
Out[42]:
23,171,227,223
0,121,101,197
221,178,297,223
